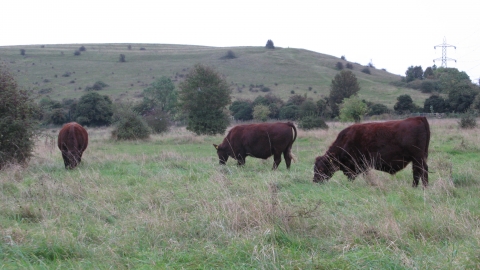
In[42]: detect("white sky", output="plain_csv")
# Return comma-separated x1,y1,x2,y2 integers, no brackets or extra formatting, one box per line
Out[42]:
2,0,480,82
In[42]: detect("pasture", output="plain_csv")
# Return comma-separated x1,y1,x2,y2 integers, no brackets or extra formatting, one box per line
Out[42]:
1,118,479,269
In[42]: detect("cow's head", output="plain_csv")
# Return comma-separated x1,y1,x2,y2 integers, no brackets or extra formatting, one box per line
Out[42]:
213,144,229,165
313,155,336,183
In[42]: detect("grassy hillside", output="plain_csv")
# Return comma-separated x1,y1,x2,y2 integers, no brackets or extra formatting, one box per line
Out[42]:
0,119,479,268
0,43,430,107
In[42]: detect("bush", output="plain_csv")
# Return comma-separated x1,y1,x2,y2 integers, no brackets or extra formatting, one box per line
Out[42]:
458,110,477,129
339,96,368,123
265,39,275,49
335,62,344,70
361,67,371,74
143,109,170,134
253,105,270,122
119,54,126,62
229,100,253,121
299,115,328,130
74,92,113,126
346,63,353,69
260,86,270,92
279,105,299,120
74,50,81,56
20,49,26,56
367,103,390,116
221,50,237,59
112,103,151,140
85,81,109,91
79,46,86,52
0,66,39,168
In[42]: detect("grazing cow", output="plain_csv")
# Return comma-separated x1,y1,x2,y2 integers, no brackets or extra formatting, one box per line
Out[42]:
313,117,430,187
58,122,88,169
213,122,297,169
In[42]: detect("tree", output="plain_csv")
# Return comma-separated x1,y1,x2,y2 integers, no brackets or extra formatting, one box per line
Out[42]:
329,70,360,117
279,105,299,120
339,96,367,123
405,66,423,82
0,66,39,168
265,39,275,49
140,77,177,114
74,92,113,126
434,67,471,93
252,105,270,122
423,95,449,113
423,67,434,79
178,64,231,135
394,94,418,114
447,82,478,113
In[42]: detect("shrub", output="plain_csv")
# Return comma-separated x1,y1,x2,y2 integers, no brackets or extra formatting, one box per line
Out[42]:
361,67,371,74
458,110,477,129
0,66,39,168
299,115,328,130
85,81,109,91
50,108,67,125
329,70,360,117
112,103,150,140
20,49,26,56
265,39,275,49
367,103,390,116
221,50,237,59
229,100,253,121
119,54,126,62
260,86,270,92
346,63,353,69
74,92,113,126
253,105,270,122
339,96,368,123
279,105,299,120
335,62,344,70
74,50,81,56
143,109,170,134
79,46,86,52
341,55,346,60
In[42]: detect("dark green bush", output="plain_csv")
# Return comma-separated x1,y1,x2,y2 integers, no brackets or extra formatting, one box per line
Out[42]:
74,92,113,126
279,105,299,120
85,81,108,91
229,100,253,121
299,115,328,130
0,66,39,168
336,62,344,70
265,40,275,49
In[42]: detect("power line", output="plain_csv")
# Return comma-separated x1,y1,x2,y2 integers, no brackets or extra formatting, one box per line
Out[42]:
433,37,456,67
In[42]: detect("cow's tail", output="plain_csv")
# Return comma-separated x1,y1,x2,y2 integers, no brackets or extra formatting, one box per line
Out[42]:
287,122,298,162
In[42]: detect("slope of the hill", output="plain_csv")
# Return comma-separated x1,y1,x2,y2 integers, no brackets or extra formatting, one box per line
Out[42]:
0,43,429,107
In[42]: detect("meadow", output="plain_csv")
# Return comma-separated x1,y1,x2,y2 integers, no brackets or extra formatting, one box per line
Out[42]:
1,118,479,269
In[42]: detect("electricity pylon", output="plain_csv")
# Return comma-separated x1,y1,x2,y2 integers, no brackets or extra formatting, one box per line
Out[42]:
433,37,456,67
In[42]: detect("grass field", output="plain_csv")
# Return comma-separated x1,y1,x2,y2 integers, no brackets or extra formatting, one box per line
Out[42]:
1,118,479,269
0,44,431,107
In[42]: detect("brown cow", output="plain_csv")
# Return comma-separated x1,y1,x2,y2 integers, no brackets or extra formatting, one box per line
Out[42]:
313,117,430,187
58,122,88,169
213,122,297,169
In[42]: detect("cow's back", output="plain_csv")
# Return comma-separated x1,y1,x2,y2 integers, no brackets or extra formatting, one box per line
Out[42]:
58,122,88,152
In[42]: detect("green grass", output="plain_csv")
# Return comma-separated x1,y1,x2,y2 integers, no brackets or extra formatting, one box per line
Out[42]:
0,118,480,268
0,44,430,107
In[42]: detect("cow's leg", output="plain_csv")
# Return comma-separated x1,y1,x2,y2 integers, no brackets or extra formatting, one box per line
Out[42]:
272,153,282,170
283,149,292,169
412,159,428,188
62,151,70,169
236,153,246,166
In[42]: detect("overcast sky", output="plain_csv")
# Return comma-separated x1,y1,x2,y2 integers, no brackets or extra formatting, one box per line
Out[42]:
2,0,480,82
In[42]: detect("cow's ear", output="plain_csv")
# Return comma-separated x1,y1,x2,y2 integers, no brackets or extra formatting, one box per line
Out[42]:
213,144,219,150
